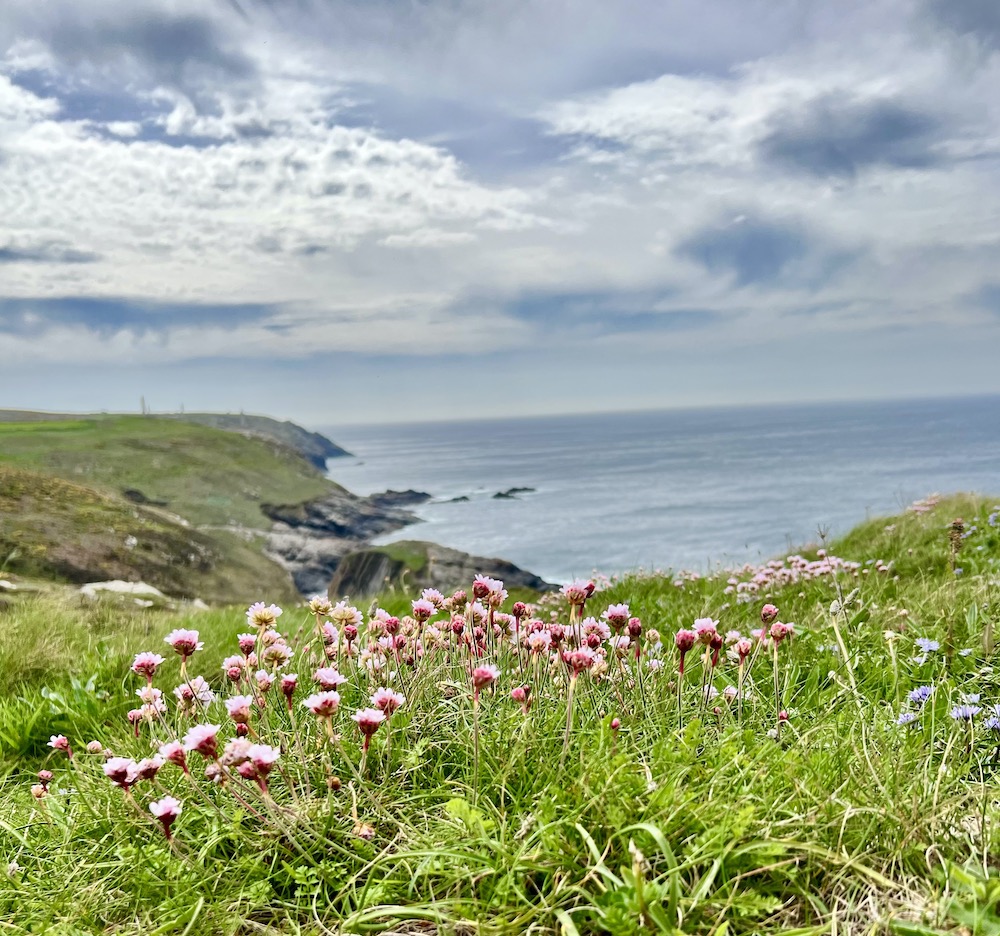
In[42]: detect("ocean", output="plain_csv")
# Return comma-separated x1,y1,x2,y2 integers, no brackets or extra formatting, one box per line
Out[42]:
319,396,1000,584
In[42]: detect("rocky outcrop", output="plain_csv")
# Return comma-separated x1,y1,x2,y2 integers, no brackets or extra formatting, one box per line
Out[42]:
328,540,556,599
262,489,421,596
367,489,432,509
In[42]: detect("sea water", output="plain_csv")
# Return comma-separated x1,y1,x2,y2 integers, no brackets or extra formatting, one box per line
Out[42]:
319,396,1000,583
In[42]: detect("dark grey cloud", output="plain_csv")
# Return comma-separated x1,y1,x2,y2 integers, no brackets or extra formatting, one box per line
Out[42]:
925,0,1000,48
0,242,100,264
0,296,279,338
46,12,256,94
476,289,728,336
758,95,945,179
675,215,857,288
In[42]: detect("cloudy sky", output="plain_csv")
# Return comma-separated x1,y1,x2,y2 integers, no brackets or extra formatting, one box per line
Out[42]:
1,0,999,425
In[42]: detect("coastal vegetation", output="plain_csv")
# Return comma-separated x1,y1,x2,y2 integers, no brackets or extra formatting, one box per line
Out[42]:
1,493,999,933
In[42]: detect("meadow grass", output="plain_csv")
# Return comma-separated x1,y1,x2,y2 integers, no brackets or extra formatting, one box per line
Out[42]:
1,494,999,934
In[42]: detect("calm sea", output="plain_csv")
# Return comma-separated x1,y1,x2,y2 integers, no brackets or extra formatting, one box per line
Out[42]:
318,396,1000,584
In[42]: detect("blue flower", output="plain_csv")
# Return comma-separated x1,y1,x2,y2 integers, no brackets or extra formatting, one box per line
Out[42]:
896,711,919,726
959,648,974,657
983,716,1000,732
908,686,934,706
915,638,940,653
961,693,981,704
950,704,981,722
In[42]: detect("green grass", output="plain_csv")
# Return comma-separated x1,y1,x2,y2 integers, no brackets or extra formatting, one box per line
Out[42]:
1,494,999,934
0,415,334,529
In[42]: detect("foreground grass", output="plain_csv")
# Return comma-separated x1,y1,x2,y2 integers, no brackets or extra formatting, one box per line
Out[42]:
1,494,999,934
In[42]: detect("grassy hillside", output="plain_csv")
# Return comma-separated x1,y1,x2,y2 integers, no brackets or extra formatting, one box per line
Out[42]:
1,494,998,934
0,415,334,530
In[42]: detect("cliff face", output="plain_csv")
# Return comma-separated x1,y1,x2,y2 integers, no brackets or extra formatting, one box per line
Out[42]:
328,540,556,599
261,490,422,596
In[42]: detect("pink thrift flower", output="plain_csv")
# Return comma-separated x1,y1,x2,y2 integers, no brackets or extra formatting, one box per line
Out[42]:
610,717,621,730
735,638,753,661
246,602,282,629
761,604,780,624
164,629,203,660
280,673,298,708
183,724,221,760
255,670,275,693
411,598,436,622
103,757,139,789
329,601,363,626
86,740,103,754
693,618,719,646
313,667,348,690
770,622,791,644
560,579,595,606
134,756,164,782
352,707,385,748
421,588,445,608
602,603,630,631
131,651,165,682
471,663,500,691
563,647,597,676
511,601,528,619
308,595,333,616
674,630,697,653
248,743,280,775
237,633,257,656
370,687,405,716
158,740,189,774
225,695,254,725
149,796,182,840
48,735,72,759
303,691,340,717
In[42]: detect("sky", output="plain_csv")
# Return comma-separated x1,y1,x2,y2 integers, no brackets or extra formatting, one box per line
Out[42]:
1,0,999,425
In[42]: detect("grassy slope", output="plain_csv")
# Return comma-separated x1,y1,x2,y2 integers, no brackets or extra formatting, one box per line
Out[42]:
0,416,334,530
0,415,339,601
0,494,998,934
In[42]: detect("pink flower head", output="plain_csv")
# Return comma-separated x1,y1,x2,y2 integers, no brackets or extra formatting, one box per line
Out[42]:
370,687,405,716
761,604,780,625
313,667,348,691
131,651,165,682
303,691,340,718
261,640,293,668
149,796,182,839
735,638,753,661
674,630,697,653
158,740,189,774
610,717,621,731
330,601,363,626
246,602,282,629
241,744,281,789
308,595,333,616
564,647,597,676
255,670,275,693
511,601,528,619
48,735,72,758
183,724,221,760
471,663,501,691
86,740,103,754
134,756,164,782
321,621,339,646
164,629,203,660
448,589,468,611
561,579,595,607
510,685,529,703
280,673,298,705
421,587,445,608
173,676,215,710
602,604,630,631
527,629,552,654
693,618,719,646
103,757,139,789
225,695,254,725
222,655,245,683
627,617,643,639
237,633,257,656
769,621,791,644
352,707,386,746
411,598,436,622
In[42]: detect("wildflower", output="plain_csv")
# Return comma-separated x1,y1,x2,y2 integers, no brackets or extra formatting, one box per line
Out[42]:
560,579,595,608
240,744,281,791
237,633,257,656
674,629,697,674
510,685,532,713
422,588,445,608
735,638,753,661
950,704,981,722
221,738,252,767
959,648,974,657
103,757,139,789
48,735,72,759
329,601,363,627
694,618,719,646
37,769,53,789
261,640,294,668
280,673,297,709
31,784,46,799
610,717,621,730
473,575,508,608
915,638,940,653
158,740,189,774
254,670,274,695
222,655,245,683
896,711,919,726
962,693,981,704
246,602,282,629
134,756,164,782
352,708,386,750
225,695,254,725
173,676,215,711
308,595,333,616
761,604,779,624
164,629,203,661
472,663,501,692
563,647,597,676
527,630,552,654
131,652,165,682
511,601,528,619
313,667,347,690
370,687,405,715
149,796,182,840
303,691,340,718
908,686,934,706
769,621,791,644
86,740,103,754
411,598,436,622
183,724,221,760
602,603,630,632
